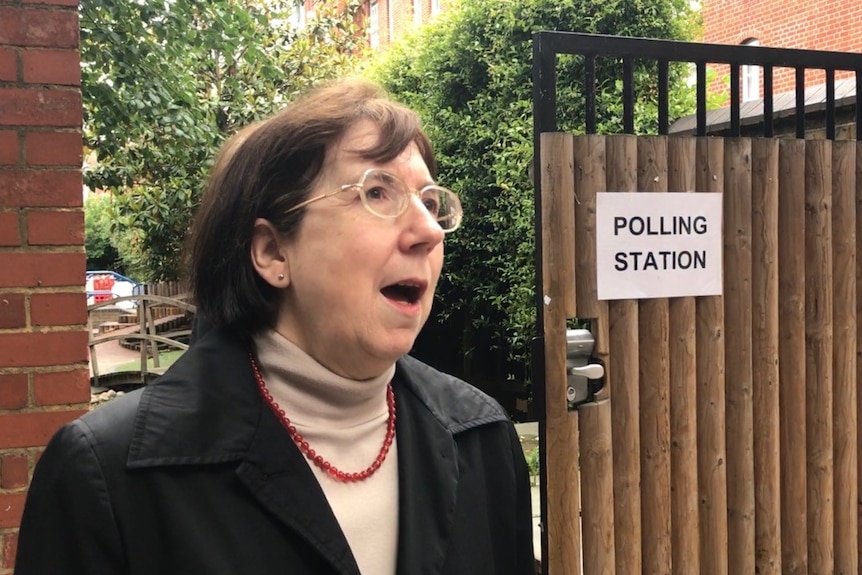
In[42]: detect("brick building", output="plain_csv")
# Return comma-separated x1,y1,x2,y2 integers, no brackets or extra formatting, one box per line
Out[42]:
299,0,451,49
0,0,89,572
668,0,862,137
702,0,862,100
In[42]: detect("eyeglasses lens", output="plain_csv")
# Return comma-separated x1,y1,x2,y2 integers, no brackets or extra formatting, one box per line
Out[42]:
361,169,461,232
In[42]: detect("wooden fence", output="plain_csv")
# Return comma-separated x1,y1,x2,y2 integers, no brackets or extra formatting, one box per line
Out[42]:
540,134,859,574
142,280,189,320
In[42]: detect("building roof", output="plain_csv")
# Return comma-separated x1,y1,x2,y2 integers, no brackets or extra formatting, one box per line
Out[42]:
669,77,858,135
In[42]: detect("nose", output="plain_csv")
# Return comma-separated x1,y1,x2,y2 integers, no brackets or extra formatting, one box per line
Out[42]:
401,194,445,252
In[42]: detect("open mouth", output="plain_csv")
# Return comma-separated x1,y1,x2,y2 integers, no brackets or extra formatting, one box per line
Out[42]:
380,282,424,305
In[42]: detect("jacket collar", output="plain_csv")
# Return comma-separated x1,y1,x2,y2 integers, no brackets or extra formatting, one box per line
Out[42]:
127,329,507,467
125,327,509,575
127,328,261,467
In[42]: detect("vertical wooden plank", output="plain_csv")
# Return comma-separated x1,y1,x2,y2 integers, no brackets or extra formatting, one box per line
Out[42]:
574,135,615,575
850,142,862,565
778,139,808,575
667,136,700,575
832,139,857,575
579,399,615,575
605,134,641,575
856,143,862,574
592,302,609,403
541,133,577,319
751,138,781,575
723,137,755,575
805,139,834,575
637,135,672,575
574,135,604,320
696,137,729,575
540,132,581,575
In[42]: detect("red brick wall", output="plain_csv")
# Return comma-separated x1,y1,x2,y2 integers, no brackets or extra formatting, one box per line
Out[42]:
703,0,862,96
0,0,89,571
388,0,413,39
312,0,450,49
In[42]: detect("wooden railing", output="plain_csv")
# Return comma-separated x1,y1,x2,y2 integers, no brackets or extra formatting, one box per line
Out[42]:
88,289,196,388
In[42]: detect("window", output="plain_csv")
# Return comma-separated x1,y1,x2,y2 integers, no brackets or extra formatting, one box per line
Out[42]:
741,38,761,102
430,0,440,15
387,0,394,44
369,0,379,48
414,0,422,24
287,1,306,29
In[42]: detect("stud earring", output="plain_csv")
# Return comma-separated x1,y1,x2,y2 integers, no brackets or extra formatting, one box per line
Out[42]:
277,273,284,281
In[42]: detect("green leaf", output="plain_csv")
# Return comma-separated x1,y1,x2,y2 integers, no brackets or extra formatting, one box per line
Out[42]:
81,0,369,280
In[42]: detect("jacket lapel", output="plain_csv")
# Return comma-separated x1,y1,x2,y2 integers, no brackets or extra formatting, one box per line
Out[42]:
235,389,362,575
394,378,459,575
126,330,501,575
127,329,361,575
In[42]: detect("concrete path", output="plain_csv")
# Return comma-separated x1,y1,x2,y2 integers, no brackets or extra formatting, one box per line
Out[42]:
88,338,142,376
514,421,542,563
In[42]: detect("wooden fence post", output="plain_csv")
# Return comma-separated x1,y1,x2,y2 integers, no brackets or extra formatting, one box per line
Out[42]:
540,133,580,574
695,137,728,575
751,138,780,574
637,136,672,575
605,135,642,575
667,136,700,575
805,140,834,574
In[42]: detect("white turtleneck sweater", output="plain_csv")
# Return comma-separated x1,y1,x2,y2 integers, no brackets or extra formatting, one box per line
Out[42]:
252,329,399,575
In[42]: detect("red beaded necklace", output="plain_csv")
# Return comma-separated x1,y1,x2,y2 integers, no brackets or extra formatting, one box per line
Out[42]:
248,352,396,483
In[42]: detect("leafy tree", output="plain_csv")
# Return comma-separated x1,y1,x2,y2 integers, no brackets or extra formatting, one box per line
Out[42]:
366,0,698,397
81,0,368,280
84,194,126,273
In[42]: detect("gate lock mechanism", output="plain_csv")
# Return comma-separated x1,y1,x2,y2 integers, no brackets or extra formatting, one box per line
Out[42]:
566,329,605,410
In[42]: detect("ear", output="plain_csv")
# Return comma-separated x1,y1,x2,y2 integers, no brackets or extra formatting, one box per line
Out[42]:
250,218,290,288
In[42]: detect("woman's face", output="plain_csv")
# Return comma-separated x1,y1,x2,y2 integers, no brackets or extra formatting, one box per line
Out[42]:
274,120,445,379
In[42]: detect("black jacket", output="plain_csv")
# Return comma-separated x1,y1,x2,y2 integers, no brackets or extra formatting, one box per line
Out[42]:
15,329,535,574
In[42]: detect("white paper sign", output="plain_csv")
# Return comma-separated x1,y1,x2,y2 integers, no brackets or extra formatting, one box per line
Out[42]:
596,192,723,300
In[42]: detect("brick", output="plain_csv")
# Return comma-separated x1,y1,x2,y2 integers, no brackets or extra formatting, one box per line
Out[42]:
0,170,83,208
0,454,29,489
2,531,18,570
27,210,84,246
0,252,85,288
0,492,27,528
0,47,16,82
0,331,88,367
0,211,20,246
0,374,28,410
0,293,26,329
30,292,86,326
34,368,90,405
0,88,82,127
701,0,862,94
23,49,80,86
0,409,86,449
25,131,82,166
0,130,19,165
24,0,79,6
0,7,79,49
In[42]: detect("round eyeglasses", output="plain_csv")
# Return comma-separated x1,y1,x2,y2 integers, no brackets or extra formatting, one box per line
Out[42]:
286,168,463,233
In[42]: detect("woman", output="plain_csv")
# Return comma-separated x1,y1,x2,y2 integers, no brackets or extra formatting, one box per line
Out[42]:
15,79,535,575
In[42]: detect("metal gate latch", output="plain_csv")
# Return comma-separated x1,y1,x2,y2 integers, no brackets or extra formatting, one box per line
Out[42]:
566,329,605,409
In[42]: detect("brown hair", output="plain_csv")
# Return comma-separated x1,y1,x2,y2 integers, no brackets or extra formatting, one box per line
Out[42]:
188,78,436,340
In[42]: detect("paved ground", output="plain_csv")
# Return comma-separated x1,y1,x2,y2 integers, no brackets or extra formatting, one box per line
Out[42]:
514,421,542,562
89,336,145,377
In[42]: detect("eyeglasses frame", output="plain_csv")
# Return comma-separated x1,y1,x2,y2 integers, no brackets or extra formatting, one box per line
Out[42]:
285,168,462,233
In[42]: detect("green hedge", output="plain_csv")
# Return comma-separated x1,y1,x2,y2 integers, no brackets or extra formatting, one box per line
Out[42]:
366,0,698,408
